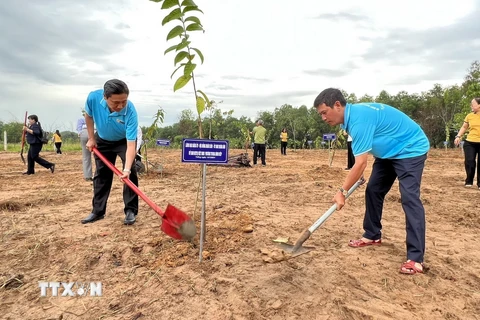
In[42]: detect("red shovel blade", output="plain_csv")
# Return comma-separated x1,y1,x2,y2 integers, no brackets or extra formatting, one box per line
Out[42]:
161,204,196,240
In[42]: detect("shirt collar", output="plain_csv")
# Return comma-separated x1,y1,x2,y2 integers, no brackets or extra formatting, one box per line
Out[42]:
340,103,351,131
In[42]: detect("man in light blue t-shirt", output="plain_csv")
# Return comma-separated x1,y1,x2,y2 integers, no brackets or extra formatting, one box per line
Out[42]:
82,79,139,226
314,88,429,275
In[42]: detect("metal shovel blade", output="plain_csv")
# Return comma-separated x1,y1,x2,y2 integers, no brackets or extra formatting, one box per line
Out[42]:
275,242,315,257
275,229,315,257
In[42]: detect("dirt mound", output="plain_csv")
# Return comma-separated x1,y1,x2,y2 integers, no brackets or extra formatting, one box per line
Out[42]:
0,200,24,211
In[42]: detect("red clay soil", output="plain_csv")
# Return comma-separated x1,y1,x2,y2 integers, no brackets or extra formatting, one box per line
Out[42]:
0,148,479,320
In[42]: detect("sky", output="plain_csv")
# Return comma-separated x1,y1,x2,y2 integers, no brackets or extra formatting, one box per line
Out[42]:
0,0,479,131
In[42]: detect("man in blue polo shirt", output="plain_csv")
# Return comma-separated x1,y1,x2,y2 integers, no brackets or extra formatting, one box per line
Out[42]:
314,88,430,275
82,79,139,225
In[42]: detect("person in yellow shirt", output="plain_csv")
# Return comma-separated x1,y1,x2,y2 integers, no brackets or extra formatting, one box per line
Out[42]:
454,97,480,188
280,128,288,155
250,120,267,166
52,130,62,154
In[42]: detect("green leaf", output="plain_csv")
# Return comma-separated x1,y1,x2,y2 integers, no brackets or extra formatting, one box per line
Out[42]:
196,90,210,107
162,8,182,26
176,39,191,51
174,51,189,65
191,47,204,64
166,25,184,40
186,23,203,32
184,16,202,25
181,0,197,6
170,64,184,78
161,0,179,9
149,0,163,2
183,6,203,14
174,75,192,92
184,62,196,76
196,96,206,115
164,44,178,55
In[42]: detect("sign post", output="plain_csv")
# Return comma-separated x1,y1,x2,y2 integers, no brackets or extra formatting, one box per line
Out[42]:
323,133,337,167
182,138,229,262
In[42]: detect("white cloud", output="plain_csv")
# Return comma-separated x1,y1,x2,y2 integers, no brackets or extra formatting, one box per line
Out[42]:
0,0,478,129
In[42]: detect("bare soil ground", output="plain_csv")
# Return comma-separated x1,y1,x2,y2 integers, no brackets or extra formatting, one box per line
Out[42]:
0,147,479,320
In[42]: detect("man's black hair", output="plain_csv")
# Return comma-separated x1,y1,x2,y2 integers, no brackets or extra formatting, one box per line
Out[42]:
475,97,480,104
313,88,347,108
104,79,129,98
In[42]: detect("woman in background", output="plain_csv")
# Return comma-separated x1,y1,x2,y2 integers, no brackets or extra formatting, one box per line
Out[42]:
23,114,55,175
52,130,62,154
454,97,480,189
280,128,288,155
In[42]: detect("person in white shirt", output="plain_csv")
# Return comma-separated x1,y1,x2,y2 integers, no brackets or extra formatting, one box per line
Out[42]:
136,126,143,154
134,126,145,173
77,111,93,181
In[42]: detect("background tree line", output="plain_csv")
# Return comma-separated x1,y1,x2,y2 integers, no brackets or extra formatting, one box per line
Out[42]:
2,61,479,149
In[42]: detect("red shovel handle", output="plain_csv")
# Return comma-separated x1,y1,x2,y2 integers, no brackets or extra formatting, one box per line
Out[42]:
92,147,165,218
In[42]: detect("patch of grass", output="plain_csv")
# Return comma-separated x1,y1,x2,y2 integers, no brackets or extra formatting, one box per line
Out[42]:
2,141,83,152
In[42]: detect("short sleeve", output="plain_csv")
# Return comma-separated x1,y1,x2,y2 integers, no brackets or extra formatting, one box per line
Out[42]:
350,123,375,156
85,92,94,117
125,102,139,141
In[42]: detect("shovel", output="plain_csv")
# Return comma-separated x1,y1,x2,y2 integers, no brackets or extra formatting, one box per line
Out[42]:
92,147,196,241
276,179,363,257
20,111,28,165
136,153,163,173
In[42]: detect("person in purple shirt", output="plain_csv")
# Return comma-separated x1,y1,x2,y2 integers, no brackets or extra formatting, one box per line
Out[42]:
77,111,93,181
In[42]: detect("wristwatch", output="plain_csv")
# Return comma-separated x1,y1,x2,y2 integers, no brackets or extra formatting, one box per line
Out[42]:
455,135,461,139
339,187,348,197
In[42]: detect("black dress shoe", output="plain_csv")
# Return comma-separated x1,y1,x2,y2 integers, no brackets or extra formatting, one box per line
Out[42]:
124,211,136,225
23,172,33,175
81,213,104,224
50,164,55,173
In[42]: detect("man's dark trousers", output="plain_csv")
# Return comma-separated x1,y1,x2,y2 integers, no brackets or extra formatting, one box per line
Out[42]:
363,154,427,262
463,140,480,187
92,136,138,217
253,143,266,165
27,143,53,174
